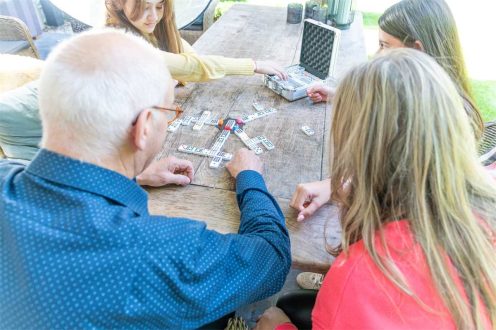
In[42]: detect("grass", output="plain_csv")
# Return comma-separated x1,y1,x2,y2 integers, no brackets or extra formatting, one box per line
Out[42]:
471,80,496,122
214,2,495,121
362,12,381,27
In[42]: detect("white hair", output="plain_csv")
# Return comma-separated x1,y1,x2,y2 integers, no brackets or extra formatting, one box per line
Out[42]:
39,28,171,158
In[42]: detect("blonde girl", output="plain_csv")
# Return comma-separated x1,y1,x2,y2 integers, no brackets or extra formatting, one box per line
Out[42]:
258,49,496,330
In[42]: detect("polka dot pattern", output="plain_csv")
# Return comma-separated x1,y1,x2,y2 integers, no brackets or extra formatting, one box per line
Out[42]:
0,150,291,328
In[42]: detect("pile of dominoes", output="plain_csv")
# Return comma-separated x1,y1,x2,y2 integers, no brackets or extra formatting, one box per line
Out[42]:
167,103,276,168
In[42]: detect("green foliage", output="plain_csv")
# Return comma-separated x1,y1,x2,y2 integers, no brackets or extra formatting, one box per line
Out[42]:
362,12,381,28
471,80,496,121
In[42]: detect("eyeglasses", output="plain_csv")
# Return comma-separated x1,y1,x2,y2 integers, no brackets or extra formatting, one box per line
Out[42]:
151,105,184,125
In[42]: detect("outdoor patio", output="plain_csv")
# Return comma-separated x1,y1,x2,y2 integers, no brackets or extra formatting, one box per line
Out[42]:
1,0,495,328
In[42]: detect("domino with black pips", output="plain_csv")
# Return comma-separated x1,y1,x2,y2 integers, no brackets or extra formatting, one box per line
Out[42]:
301,125,315,136
209,155,223,168
167,119,182,132
178,144,232,161
193,111,211,130
257,136,275,150
252,102,264,112
181,116,193,126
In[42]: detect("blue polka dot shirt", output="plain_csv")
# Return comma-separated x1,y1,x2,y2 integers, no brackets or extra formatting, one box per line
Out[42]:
0,149,291,329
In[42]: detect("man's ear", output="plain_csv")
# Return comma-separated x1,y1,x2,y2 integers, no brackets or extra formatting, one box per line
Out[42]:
131,109,154,151
413,40,424,51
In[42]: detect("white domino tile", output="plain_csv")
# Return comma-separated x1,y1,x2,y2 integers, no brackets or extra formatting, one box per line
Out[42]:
252,102,264,112
178,144,232,160
209,156,223,168
301,125,315,136
167,119,182,132
181,116,193,126
193,111,211,130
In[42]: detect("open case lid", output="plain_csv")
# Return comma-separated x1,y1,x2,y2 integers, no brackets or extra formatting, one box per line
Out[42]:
47,0,212,29
299,19,340,80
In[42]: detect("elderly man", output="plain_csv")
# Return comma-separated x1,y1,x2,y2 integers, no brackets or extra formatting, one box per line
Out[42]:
0,30,291,329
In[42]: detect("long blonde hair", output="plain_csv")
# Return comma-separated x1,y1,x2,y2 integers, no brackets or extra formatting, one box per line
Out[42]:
330,49,496,329
105,0,183,53
379,0,484,140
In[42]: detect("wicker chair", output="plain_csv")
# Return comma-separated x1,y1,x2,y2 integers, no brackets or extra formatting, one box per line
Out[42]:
480,121,496,166
180,0,219,45
0,15,40,59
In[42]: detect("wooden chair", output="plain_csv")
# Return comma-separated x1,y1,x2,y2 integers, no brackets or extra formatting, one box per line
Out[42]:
480,121,496,166
0,15,40,59
180,0,219,45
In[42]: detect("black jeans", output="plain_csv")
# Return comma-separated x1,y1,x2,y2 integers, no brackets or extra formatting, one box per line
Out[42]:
276,290,318,330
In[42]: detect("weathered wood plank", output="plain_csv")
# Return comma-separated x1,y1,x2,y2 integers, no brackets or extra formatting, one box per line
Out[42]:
161,5,335,200
151,5,366,270
147,184,339,273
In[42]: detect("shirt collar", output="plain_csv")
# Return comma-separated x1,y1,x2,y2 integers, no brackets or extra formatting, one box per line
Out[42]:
26,149,149,216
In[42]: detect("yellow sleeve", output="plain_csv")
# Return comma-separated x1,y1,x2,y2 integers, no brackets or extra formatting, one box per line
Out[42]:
180,38,196,54
161,47,255,82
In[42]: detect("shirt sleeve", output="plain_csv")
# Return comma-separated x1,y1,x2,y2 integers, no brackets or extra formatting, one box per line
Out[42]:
160,49,255,82
131,170,291,328
180,38,196,54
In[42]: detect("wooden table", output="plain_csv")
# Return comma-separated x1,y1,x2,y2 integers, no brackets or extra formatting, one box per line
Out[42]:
148,4,367,273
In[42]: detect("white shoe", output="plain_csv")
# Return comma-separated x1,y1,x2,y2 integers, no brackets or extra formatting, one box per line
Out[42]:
296,272,324,290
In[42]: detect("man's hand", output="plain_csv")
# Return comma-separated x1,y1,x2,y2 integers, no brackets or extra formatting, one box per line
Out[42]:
307,83,335,103
254,60,288,80
290,179,331,221
226,148,263,178
137,156,194,187
254,307,293,330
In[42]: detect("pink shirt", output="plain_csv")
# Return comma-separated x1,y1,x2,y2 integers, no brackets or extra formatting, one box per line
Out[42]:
312,220,492,330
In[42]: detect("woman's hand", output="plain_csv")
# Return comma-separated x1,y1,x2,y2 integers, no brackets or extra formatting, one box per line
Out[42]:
307,83,335,103
254,60,288,80
290,179,331,221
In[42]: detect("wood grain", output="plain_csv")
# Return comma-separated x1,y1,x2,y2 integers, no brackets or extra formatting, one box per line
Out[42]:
151,5,366,271
147,184,339,273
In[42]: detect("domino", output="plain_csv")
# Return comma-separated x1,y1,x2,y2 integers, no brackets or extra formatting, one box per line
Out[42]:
178,144,232,161
193,111,211,130
205,118,220,126
233,127,252,143
252,102,264,112
181,116,193,126
301,125,315,136
242,108,277,123
210,130,231,153
257,136,275,150
167,119,182,132
209,156,223,168
216,151,233,161
224,119,236,131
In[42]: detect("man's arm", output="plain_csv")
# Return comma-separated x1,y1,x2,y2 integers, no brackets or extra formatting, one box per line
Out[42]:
131,149,291,328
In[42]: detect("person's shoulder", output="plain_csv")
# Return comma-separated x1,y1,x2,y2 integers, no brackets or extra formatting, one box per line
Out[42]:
328,221,415,284
0,159,28,180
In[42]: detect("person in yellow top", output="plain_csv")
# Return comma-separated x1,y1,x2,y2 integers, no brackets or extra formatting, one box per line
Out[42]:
105,0,288,82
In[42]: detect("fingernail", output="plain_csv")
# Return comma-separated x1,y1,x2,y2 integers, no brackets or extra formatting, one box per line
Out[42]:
297,215,304,221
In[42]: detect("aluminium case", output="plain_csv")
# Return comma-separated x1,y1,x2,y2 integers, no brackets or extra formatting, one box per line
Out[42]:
264,19,341,101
